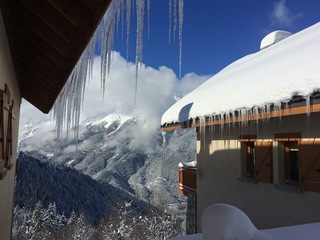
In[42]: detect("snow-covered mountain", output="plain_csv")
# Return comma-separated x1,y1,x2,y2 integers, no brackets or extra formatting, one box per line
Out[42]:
19,113,196,209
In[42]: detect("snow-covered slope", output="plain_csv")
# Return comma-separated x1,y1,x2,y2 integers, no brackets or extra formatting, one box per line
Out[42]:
19,113,196,208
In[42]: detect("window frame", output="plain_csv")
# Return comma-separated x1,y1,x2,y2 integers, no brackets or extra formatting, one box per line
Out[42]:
239,135,273,183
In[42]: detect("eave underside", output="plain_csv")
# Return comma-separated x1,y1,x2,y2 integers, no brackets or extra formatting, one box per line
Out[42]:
0,0,112,113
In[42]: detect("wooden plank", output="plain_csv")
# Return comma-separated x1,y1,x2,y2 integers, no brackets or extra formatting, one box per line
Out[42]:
299,141,320,192
13,34,70,68
17,54,66,86
19,74,58,97
274,133,301,142
15,20,75,58
47,0,97,28
16,55,64,80
20,0,83,43
0,90,5,161
11,2,72,50
5,100,13,168
238,134,257,142
11,43,62,73
178,165,197,195
255,141,273,183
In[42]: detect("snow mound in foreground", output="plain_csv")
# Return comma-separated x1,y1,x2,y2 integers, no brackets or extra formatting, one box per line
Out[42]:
202,204,257,240
171,204,320,240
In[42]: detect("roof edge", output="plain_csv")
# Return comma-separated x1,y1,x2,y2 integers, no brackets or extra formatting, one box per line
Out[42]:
161,102,320,132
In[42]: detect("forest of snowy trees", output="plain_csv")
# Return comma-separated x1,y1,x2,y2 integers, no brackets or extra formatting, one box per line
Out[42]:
12,201,183,239
13,152,185,239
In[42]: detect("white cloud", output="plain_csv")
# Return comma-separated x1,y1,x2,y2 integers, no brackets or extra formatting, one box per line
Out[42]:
270,0,300,27
20,52,209,133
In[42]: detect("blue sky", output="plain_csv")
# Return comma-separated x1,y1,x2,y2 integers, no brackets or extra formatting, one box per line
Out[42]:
20,0,320,129
114,0,320,77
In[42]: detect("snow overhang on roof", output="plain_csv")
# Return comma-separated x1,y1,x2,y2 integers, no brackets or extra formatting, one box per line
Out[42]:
260,30,292,50
161,22,320,131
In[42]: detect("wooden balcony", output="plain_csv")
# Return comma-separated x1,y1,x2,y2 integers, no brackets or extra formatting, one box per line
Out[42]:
178,162,197,196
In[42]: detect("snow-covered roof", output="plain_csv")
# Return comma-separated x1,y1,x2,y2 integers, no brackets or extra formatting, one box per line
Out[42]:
171,204,320,240
161,23,320,126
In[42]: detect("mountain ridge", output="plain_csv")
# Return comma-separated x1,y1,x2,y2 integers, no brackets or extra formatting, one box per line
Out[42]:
19,113,196,209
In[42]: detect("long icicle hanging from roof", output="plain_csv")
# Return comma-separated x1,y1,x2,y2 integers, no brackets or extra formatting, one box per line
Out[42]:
169,0,184,79
52,0,184,139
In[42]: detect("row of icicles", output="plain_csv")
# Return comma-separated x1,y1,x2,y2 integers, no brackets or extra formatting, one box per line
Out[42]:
53,0,184,139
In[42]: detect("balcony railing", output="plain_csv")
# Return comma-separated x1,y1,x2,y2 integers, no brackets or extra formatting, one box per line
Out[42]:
178,162,197,196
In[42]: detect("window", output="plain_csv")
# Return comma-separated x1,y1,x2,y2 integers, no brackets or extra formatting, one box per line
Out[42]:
245,142,255,178
240,135,273,183
275,133,320,192
284,141,299,184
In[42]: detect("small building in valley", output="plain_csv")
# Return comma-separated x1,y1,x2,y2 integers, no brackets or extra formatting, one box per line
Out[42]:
161,22,320,237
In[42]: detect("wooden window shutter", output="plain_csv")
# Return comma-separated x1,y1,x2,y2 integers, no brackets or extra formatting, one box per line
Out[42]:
299,141,320,192
254,141,273,183
0,90,5,176
5,100,14,169
0,85,14,178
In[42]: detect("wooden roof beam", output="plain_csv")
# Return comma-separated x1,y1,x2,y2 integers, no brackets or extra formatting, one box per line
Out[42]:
20,0,84,45
15,20,75,58
47,0,97,28
9,3,73,51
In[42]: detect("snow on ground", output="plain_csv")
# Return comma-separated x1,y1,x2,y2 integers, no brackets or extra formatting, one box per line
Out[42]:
161,22,320,125
171,204,320,240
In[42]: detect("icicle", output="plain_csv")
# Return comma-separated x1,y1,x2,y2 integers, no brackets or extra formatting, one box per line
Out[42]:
178,0,184,79
240,108,248,130
306,95,311,131
252,106,259,128
199,116,206,147
121,0,125,44
134,0,146,104
209,115,214,141
213,115,216,138
274,102,282,120
266,104,271,120
116,1,121,35
260,106,266,126
147,0,150,39
173,0,177,44
126,0,131,61
219,113,224,139
168,0,172,44
306,95,311,117
168,0,184,78
52,0,185,141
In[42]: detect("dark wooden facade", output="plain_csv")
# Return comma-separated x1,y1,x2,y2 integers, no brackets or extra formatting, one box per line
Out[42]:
178,164,197,196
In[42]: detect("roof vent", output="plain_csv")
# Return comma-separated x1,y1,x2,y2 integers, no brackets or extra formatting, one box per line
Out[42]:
260,30,292,50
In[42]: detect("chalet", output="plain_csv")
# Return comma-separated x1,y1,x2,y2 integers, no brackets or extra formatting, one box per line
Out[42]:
161,23,320,237
0,1,112,239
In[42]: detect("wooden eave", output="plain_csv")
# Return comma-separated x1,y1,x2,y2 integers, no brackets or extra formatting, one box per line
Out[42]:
162,101,320,132
0,0,112,113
